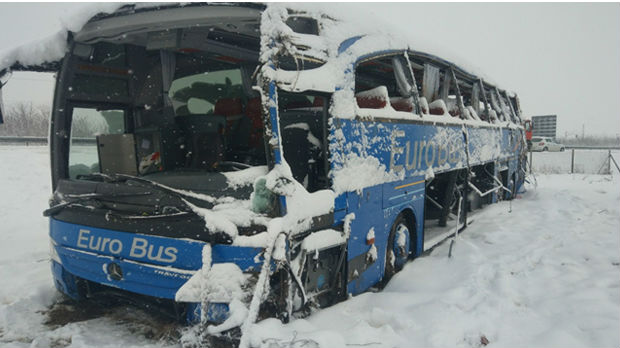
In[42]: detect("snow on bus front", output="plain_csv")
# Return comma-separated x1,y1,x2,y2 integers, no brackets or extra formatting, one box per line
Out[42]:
47,165,274,321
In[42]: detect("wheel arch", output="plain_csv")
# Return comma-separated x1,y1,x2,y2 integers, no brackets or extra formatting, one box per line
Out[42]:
398,207,419,258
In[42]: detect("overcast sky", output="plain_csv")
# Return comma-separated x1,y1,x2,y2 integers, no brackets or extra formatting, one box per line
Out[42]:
0,2,618,137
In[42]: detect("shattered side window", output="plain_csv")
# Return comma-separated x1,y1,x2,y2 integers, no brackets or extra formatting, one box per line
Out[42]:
355,58,398,95
278,90,329,192
355,56,413,111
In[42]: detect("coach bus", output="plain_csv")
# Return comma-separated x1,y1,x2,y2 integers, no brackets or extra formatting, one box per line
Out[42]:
0,3,526,342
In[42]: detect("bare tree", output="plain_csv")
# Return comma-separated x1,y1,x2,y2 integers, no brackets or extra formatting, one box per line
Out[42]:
0,102,50,137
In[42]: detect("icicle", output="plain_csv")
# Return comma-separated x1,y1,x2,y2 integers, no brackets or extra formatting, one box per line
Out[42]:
198,244,212,343
448,196,462,259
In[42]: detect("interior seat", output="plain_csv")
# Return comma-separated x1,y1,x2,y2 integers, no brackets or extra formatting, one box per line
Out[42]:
428,99,448,115
214,98,244,132
446,99,460,117
390,96,414,112
356,86,389,109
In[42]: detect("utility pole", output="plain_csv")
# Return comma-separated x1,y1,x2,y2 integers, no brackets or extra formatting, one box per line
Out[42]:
582,124,585,139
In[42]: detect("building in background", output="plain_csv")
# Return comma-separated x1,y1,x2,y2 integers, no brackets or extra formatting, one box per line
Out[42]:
532,115,557,138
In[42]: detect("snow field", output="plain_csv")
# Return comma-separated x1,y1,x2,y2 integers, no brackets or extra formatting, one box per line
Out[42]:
246,175,619,348
0,145,618,348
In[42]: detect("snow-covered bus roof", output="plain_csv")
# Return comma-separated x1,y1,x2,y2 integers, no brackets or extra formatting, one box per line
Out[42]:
0,3,513,96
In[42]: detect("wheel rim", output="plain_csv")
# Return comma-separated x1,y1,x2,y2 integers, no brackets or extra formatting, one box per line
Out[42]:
392,223,410,269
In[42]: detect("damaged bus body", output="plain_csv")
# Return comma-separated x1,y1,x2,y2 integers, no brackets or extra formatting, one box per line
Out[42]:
1,3,526,341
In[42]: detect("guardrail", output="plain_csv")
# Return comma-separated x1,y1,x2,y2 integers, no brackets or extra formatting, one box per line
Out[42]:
0,136,96,145
0,136,47,145
565,145,620,150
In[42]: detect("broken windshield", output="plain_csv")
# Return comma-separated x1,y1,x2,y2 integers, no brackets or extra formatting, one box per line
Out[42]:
63,40,266,193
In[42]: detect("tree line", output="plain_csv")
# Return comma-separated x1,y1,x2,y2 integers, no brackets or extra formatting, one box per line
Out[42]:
0,102,107,138
0,102,50,137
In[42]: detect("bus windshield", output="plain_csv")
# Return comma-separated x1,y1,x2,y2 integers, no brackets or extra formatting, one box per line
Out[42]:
64,42,265,189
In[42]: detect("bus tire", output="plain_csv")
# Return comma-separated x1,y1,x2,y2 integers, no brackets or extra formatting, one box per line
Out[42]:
382,213,411,286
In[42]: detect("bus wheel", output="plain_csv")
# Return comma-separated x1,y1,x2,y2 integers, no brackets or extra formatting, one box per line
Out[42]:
382,214,411,286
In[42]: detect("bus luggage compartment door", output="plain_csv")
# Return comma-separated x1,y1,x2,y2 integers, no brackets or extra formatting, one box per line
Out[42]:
343,185,384,295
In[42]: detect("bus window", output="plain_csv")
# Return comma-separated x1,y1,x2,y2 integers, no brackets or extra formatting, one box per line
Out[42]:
69,43,131,103
278,90,329,192
164,54,263,168
437,69,465,118
355,55,414,112
74,42,127,68
419,68,448,116
68,107,126,179
500,90,518,123
489,89,504,122
168,57,245,116
478,84,495,123
454,77,481,121
405,56,425,113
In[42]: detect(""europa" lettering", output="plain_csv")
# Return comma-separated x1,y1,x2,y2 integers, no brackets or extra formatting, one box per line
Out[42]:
389,132,463,173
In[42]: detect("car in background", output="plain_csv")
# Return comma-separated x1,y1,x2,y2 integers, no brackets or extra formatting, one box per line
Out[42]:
530,137,566,152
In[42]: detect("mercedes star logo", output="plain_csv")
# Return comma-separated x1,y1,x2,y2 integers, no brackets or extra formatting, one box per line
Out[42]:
107,262,123,281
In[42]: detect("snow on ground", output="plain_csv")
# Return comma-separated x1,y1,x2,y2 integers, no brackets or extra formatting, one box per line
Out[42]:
0,145,618,348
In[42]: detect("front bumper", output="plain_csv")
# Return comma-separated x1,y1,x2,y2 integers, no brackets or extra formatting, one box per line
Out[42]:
49,218,264,324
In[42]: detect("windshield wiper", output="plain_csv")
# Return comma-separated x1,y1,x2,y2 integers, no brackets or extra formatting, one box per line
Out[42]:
43,191,152,217
76,172,218,203
107,173,217,205
105,210,191,220
61,172,217,215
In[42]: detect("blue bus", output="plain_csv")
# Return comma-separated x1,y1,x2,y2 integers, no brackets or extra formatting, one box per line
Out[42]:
0,3,526,342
